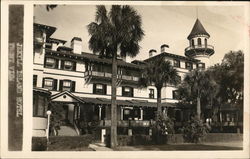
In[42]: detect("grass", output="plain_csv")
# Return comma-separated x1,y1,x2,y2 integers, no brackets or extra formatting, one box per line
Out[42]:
114,143,243,151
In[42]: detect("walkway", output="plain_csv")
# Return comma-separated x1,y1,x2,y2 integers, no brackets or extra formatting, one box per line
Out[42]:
89,143,113,151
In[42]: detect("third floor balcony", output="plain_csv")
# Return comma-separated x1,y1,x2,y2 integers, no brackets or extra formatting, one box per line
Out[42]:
185,44,214,57
84,70,140,85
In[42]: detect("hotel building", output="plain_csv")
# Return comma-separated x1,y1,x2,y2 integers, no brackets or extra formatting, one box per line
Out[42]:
32,19,242,140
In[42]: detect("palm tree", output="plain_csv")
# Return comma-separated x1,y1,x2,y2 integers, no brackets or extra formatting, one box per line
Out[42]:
88,5,144,148
180,69,217,120
140,56,179,119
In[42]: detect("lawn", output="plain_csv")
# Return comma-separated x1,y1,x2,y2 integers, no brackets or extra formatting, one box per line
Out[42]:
114,143,243,151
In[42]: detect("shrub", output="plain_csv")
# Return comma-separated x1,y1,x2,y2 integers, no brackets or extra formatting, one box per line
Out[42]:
151,113,175,144
32,137,47,151
180,116,210,143
48,135,93,151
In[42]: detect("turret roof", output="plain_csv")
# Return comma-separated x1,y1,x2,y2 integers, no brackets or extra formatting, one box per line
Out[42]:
187,19,210,40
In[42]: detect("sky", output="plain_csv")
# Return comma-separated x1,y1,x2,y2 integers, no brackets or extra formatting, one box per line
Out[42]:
34,4,248,65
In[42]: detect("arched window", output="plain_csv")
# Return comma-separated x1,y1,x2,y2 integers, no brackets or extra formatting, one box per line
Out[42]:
198,38,202,46
205,38,207,47
191,39,194,47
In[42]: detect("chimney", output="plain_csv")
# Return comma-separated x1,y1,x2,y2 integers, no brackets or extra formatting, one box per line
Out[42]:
149,49,157,58
160,44,169,53
71,37,82,54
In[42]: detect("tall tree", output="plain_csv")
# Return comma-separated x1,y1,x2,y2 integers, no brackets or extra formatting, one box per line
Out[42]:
140,56,179,118
88,5,144,148
178,69,217,120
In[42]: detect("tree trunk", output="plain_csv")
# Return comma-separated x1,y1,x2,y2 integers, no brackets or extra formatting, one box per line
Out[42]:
197,96,201,120
156,88,162,119
110,53,118,148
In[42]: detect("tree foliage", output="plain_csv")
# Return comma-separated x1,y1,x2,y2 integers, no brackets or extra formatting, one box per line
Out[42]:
178,69,217,119
88,5,144,148
140,56,179,117
88,5,144,58
181,116,210,143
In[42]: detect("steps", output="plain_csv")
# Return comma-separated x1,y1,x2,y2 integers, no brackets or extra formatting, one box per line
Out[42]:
57,125,78,136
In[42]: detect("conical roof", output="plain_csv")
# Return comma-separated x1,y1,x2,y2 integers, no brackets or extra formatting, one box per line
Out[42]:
187,19,210,40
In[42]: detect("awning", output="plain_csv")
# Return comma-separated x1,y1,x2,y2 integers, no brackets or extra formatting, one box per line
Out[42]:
79,97,176,108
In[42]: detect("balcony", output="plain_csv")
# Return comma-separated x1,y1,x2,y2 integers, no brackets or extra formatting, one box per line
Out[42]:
185,44,214,57
84,70,139,84
99,120,155,127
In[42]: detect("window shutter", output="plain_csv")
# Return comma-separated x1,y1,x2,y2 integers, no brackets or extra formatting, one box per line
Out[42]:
53,79,58,91
104,84,107,95
73,62,76,71
59,80,63,91
122,87,125,96
55,59,59,69
71,81,75,92
61,60,65,70
93,83,96,94
42,78,45,88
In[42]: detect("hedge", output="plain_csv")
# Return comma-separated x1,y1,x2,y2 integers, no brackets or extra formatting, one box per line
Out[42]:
32,137,47,151
48,135,93,151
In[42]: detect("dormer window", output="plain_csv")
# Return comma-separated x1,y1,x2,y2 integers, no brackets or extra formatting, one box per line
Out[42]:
93,83,107,95
42,78,58,91
185,62,193,70
61,60,76,71
149,89,154,99
122,86,134,97
173,59,180,68
45,57,58,69
197,63,205,69
59,80,75,92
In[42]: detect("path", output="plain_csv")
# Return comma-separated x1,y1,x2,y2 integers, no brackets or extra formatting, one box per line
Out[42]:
89,143,113,151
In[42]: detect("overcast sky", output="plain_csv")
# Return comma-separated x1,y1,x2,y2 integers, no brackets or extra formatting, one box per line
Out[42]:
34,4,247,65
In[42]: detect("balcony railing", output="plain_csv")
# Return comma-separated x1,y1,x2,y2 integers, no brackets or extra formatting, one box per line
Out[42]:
185,44,214,52
99,120,155,127
84,70,139,82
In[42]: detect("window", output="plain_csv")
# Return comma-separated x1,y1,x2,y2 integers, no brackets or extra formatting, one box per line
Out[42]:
191,39,194,47
149,89,154,99
197,38,202,46
173,59,180,68
176,75,181,83
172,90,180,100
42,78,57,91
205,38,207,47
44,57,59,69
122,86,134,97
59,80,76,92
93,83,107,95
61,60,76,71
197,63,205,69
185,62,193,70
33,93,48,117
33,75,37,87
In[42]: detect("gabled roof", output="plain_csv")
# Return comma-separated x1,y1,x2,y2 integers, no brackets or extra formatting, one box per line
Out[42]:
51,91,85,103
187,19,210,40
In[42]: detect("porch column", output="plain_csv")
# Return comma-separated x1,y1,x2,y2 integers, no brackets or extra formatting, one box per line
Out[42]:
121,107,123,120
99,105,102,120
140,107,143,120
58,60,61,69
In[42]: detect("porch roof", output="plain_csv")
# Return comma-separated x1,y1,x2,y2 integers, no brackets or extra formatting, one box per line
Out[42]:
79,97,176,108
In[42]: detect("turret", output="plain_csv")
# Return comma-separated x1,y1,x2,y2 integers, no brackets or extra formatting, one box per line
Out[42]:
185,19,214,68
